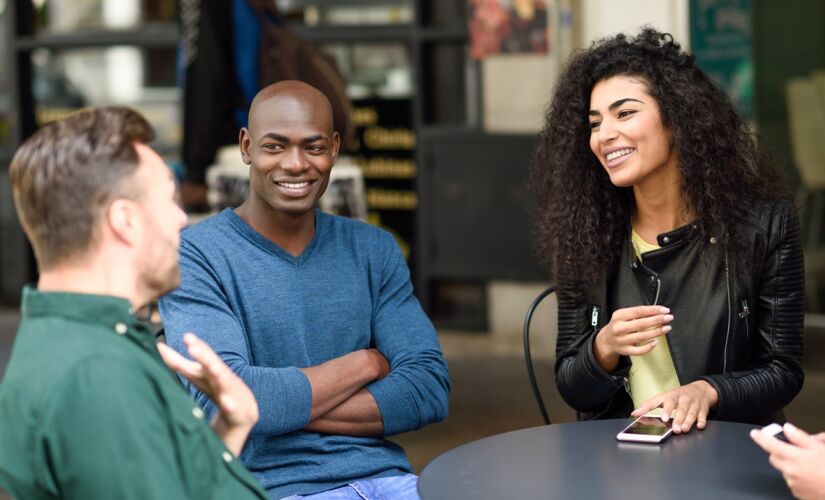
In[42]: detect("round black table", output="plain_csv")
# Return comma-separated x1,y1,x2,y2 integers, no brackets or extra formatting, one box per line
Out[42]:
418,420,792,499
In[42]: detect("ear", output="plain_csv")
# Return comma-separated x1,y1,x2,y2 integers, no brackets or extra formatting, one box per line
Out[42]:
106,198,142,247
330,131,341,163
239,128,252,165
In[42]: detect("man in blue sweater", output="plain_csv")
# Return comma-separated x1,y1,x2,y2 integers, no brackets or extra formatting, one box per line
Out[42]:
159,81,450,499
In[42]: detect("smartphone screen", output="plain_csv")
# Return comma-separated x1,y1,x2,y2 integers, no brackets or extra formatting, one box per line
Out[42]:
624,416,671,436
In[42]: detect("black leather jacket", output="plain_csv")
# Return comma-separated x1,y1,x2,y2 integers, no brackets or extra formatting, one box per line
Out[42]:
554,199,804,424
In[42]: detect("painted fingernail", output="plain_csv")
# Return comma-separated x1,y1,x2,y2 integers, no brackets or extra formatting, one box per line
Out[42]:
662,325,672,333
663,314,674,322
659,307,670,314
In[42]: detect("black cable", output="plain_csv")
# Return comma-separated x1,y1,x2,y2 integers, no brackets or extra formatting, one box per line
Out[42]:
523,286,556,426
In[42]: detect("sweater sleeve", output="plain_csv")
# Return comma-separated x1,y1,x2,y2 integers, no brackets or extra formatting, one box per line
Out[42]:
159,239,313,437
364,232,450,436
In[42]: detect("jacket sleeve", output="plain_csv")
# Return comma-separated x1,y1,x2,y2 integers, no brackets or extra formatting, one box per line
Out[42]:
365,231,450,435
554,276,629,413
701,200,805,421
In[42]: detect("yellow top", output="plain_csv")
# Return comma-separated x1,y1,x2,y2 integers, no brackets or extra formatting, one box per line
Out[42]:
628,230,680,412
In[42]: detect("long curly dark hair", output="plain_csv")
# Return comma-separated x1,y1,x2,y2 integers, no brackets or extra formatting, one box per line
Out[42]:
530,28,782,291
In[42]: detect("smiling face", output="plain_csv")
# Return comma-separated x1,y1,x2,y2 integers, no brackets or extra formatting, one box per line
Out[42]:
240,89,340,219
588,75,679,188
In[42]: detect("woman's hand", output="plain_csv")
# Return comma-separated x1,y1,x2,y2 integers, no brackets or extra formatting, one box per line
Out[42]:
631,380,718,434
157,333,259,456
593,305,673,372
751,423,825,499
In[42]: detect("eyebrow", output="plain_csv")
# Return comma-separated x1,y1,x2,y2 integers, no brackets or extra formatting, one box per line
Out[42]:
588,97,645,116
261,133,327,144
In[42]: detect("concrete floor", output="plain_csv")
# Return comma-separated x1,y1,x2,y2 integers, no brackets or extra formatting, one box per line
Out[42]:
0,307,823,491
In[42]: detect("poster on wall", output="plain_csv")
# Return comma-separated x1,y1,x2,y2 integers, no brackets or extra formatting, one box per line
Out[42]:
468,0,549,59
690,0,754,120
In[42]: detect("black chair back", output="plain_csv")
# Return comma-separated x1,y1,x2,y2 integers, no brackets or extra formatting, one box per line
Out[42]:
523,286,556,425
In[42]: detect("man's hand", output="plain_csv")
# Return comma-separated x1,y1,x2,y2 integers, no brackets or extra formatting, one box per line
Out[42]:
631,380,718,434
593,305,673,372
157,333,259,456
751,423,825,499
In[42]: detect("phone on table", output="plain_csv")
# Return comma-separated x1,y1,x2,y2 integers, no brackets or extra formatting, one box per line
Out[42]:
760,423,789,443
616,414,674,444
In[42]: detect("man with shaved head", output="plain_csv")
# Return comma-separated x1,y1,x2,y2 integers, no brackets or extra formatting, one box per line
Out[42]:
160,81,450,499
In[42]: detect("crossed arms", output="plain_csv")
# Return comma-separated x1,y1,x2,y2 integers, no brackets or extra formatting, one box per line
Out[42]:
159,236,450,441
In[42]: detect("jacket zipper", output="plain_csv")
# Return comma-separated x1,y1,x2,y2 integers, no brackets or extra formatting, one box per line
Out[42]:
739,299,750,341
652,277,661,305
723,253,732,373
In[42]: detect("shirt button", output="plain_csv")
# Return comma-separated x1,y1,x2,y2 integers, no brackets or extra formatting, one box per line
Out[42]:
114,322,128,335
649,276,656,282
710,237,717,244
222,451,233,463
662,236,670,243
631,262,638,269
192,407,204,419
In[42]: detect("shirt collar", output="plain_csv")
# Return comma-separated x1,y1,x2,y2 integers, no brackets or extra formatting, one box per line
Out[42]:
21,285,136,327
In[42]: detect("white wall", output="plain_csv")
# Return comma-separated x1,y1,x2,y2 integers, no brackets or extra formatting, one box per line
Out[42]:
482,0,690,134
581,0,690,47
482,0,572,133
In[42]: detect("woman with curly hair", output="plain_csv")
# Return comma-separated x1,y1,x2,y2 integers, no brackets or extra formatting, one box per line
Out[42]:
531,28,804,433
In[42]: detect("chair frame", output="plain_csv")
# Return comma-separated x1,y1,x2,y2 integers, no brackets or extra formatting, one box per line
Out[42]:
522,286,556,425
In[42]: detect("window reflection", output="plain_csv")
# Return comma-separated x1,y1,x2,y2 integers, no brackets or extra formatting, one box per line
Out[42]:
30,0,175,33
31,47,180,156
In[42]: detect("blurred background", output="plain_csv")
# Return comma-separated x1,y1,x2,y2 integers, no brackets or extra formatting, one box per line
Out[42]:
1,0,824,473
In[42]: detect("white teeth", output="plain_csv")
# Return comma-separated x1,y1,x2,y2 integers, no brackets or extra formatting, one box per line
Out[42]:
606,148,634,161
276,181,310,189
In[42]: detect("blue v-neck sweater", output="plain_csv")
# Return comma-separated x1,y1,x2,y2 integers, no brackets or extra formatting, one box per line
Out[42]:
159,209,450,499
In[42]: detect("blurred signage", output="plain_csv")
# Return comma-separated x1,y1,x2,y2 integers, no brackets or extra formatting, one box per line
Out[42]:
351,98,416,260
691,0,754,119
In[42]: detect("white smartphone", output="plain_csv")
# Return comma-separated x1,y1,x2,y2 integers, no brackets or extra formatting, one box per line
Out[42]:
616,415,674,444
761,423,789,443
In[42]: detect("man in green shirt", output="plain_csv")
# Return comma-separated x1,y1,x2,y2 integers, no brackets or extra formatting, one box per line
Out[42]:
0,107,268,499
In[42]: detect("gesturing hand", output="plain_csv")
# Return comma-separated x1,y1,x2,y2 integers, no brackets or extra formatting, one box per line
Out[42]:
157,333,259,456
593,305,673,372
631,380,718,434
751,423,825,499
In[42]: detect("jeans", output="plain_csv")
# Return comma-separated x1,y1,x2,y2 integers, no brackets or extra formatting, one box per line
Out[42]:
280,473,419,500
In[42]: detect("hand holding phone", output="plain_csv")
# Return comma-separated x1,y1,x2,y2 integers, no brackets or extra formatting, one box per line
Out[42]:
616,414,674,444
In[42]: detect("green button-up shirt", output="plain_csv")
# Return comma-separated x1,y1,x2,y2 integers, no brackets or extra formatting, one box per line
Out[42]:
0,287,268,499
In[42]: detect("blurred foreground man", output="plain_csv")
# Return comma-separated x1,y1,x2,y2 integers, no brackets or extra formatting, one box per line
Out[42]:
160,81,450,499
0,107,267,499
